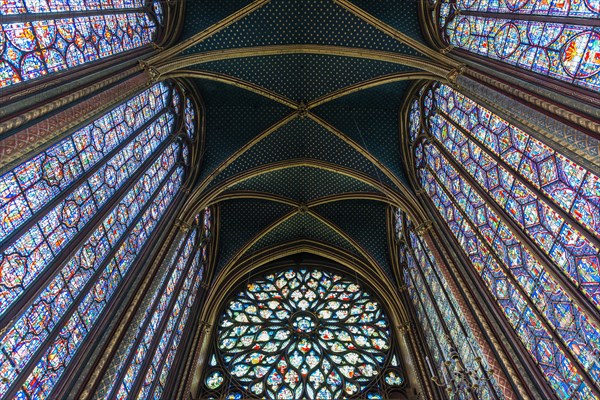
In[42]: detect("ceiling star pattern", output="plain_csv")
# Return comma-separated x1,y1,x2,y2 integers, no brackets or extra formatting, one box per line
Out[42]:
194,55,414,102
207,117,398,190
225,167,379,203
175,0,437,280
182,0,419,55
244,212,362,259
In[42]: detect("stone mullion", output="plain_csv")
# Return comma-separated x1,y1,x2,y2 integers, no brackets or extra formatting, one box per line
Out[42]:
418,191,554,400
0,106,170,256
397,279,442,400
0,7,148,23
437,107,599,247
106,227,198,399
154,281,209,399
127,237,203,399
77,208,189,400
454,74,600,149
185,321,213,400
458,9,600,26
424,161,600,399
404,239,477,399
0,135,177,331
52,190,186,399
419,228,517,400
3,164,180,399
430,137,600,330
414,230,501,399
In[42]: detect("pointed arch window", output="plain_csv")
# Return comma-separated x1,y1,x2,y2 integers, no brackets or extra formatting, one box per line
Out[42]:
0,79,199,398
395,211,502,399
436,0,600,92
407,82,600,399
0,0,164,89
94,207,212,400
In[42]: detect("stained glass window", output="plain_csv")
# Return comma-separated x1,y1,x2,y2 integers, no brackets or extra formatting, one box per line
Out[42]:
95,208,211,399
0,79,197,399
203,268,405,399
408,82,600,399
395,211,501,399
0,1,163,89
437,0,600,92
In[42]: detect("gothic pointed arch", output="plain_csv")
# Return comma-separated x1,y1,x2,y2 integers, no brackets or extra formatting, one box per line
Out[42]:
401,79,600,399
0,77,204,398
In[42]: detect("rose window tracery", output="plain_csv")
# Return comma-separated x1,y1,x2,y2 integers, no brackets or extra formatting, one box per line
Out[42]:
204,268,404,399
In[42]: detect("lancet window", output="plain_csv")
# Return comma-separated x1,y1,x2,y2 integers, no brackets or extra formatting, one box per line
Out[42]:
407,82,600,399
95,208,212,399
0,79,198,398
0,0,164,89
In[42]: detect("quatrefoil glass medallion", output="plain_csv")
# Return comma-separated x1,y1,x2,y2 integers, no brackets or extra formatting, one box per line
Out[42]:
214,268,391,399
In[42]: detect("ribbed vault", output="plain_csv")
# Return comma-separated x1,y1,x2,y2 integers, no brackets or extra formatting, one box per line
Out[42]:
162,0,458,283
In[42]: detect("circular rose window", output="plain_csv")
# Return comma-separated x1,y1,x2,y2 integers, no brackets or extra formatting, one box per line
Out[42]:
204,268,404,399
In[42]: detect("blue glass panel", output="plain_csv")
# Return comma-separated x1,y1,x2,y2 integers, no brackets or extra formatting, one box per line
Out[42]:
0,113,175,316
427,86,600,307
0,0,165,88
116,229,197,397
417,142,599,397
16,166,183,399
0,82,170,243
441,1,600,92
0,143,180,398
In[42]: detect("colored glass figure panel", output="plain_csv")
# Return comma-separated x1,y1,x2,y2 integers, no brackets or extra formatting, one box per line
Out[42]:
0,82,170,244
212,268,394,399
0,113,176,317
425,91,600,308
116,229,198,397
1,0,147,14
433,84,600,239
0,144,181,399
455,0,600,17
0,3,162,88
441,5,600,92
415,139,600,398
16,167,183,399
185,97,196,139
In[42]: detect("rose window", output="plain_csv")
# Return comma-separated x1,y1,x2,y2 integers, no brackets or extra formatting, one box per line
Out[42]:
204,268,404,399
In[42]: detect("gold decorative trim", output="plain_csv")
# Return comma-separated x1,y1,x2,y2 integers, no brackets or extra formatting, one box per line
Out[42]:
147,0,272,65
157,45,453,78
308,72,440,109
333,0,461,69
165,70,298,108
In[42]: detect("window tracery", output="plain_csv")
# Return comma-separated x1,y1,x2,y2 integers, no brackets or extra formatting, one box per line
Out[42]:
94,207,211,399
407,82,600,399
0,79,198,398
435,0,600,92
202,267,405,399
395,211,502,399
0,0,164,89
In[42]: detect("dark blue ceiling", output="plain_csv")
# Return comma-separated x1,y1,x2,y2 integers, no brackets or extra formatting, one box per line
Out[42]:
179,0,423,279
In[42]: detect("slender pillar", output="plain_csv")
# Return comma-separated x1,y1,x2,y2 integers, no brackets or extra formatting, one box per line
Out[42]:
420,228,521,400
